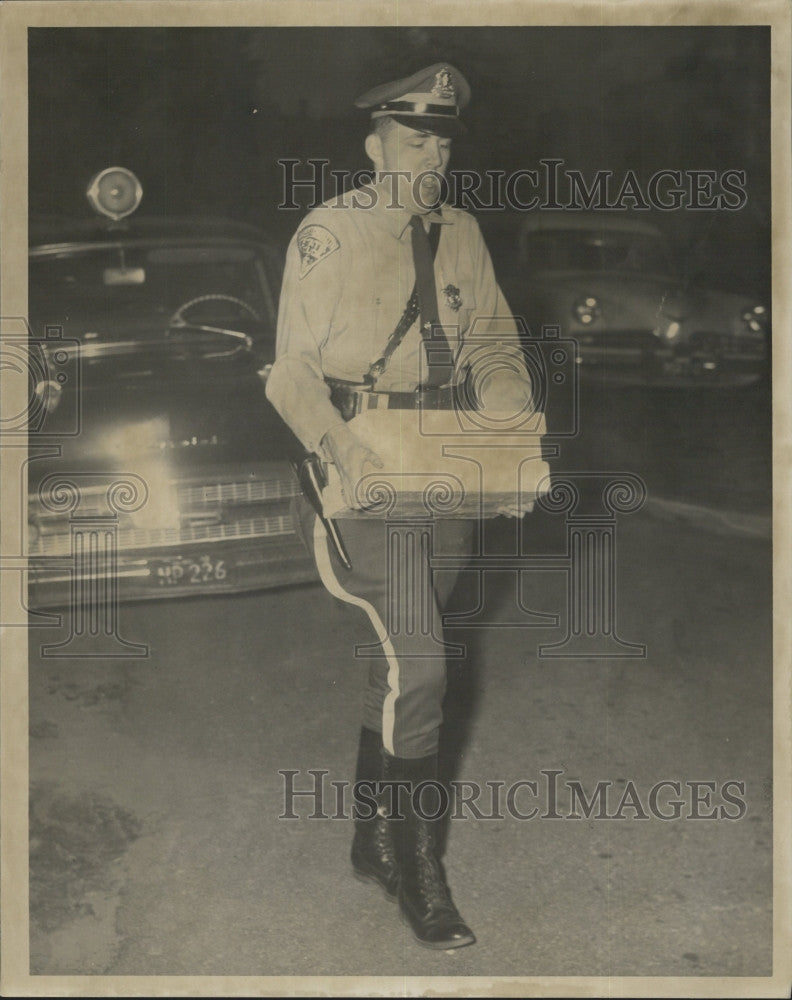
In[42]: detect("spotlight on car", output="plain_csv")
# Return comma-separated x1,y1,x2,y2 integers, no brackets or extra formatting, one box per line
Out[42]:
86,166,143,221
573,295,601,325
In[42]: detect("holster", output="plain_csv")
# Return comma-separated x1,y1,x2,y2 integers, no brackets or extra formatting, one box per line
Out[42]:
292,453,352,570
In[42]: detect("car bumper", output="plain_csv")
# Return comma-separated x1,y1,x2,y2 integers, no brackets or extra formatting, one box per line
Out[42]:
26,461,321,608
574,329,767,386
27,532,318,609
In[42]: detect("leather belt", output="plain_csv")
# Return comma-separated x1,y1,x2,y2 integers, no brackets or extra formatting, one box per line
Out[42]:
326,377,465,422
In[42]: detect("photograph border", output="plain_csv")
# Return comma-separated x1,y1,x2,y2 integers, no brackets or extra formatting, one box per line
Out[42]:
2,1,790,996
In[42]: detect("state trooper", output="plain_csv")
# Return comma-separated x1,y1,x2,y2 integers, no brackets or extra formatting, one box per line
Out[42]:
267,63,534,950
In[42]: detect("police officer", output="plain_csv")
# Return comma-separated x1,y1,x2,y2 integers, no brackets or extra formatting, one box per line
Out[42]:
267,63,533,950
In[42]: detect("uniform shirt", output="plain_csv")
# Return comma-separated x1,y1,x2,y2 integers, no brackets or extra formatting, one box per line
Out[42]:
266,180,529,454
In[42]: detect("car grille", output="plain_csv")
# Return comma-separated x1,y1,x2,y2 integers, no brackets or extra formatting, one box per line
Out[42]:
688,331,766,357
28,512,296,557
177,477,298,506
28,469,302,557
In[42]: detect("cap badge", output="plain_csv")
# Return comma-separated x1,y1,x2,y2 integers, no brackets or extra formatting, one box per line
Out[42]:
442,284,462,312
431,68,455,101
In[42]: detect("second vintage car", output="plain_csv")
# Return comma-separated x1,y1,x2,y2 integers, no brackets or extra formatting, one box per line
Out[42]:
496,212,769,386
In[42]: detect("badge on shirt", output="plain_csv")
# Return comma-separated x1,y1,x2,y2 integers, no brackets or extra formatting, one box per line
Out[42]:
297,225,340,279
442,284,463,312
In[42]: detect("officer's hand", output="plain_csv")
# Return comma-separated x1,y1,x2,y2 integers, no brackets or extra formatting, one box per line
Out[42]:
321,424,384,510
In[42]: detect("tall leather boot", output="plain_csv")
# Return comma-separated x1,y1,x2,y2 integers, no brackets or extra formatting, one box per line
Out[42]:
383,751,476,949
350,727,399,900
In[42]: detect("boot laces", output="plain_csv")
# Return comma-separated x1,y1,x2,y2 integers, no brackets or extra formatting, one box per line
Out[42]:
372,810,397,863
413,843,455,910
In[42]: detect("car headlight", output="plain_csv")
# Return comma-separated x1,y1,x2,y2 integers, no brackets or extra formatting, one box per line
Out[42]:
740,304,768,334
33,378,64,415
98,419,181,531
573,296,601,325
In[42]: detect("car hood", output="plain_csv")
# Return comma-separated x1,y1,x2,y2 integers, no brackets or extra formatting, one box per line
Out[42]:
29,336,297,486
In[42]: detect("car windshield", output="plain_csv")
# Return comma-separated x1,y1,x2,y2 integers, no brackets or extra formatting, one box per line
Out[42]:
521,229,673,275
29,243,279,342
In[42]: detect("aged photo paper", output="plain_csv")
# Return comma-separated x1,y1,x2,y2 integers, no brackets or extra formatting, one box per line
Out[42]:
1,0,790,996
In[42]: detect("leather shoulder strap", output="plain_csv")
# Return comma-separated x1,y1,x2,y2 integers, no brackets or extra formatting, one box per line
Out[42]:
365,222,441,387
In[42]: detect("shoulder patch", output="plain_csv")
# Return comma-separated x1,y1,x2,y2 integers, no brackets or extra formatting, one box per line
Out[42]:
296,224,340,279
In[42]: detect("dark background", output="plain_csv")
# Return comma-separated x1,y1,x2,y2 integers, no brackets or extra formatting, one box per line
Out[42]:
29,26,770,300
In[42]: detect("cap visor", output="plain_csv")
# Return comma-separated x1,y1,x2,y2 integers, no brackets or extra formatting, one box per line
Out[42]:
389,113,466,138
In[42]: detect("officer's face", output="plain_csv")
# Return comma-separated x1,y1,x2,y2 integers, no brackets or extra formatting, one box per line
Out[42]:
377,121,452,214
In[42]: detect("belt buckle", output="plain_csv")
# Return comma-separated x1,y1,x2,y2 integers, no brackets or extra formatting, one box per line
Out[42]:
417,384,449,410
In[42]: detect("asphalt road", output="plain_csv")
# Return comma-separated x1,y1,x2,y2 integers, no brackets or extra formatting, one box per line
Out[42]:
554,379,771,516
27,381,774,982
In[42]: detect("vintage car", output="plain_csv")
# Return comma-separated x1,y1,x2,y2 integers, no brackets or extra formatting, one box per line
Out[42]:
26,167,317,609
497,213,769,386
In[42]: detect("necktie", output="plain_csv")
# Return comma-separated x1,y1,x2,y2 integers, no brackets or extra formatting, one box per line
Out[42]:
409,215,454,387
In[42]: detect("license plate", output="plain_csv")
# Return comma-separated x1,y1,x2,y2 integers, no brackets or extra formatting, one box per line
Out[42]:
153,554,229,587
